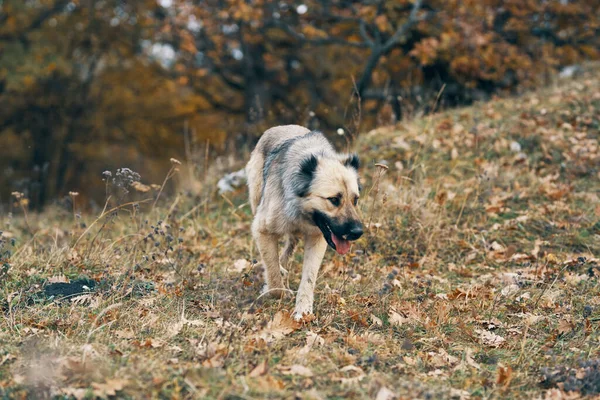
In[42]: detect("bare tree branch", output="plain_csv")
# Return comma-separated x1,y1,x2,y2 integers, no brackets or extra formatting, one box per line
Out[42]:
359,20,374,46
355,0,423,96
381,0,423,53
271,20,370,48
0,0,69,42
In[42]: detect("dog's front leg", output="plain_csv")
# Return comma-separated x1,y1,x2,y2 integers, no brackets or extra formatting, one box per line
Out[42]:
293,234,327,320
254,231,286,298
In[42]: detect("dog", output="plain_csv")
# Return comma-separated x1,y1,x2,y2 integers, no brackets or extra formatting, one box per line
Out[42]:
246,125,364,320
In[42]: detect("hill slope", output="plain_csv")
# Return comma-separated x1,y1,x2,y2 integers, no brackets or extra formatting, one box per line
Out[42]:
1,67,599,399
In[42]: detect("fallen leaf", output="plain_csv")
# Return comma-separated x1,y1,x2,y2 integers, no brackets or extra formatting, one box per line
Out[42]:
131,181,151,192
47,274,69,283
249,360,268,377
475,329,505,348
0,353,15,368
376,386,396,400
501,284,520,297
256,311,300,343
61,388,87,400
496,365,513,387
546,253,560,264
388,310,409,326
371,314,383,327
544,388,581,400
278,364,313,377
298,331,325,356
115,329,135,340
92,378,128,397
463,348,481,370
232,259,250,273
558,318,575,334
336,365,366,386
450,388,471,399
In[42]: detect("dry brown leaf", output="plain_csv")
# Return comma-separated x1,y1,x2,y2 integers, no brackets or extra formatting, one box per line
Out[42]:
249,360,268,377
61,388,87,400
92,378,128,397
278,364,314,377
298,330,325,356
558,318,575,334
496,365,513,388
463,348,481,370
131,181,151,192
403,356,417,366
475,329,505,348
376,386,396,400
544,388,581,400
449,388,471,399
253,375,285,391
256,311,300,343
232,259,250,273
202,353,225,368
115,329,134,340
47,274,69,283
371,314,383,327
336,365,366,386
501,284,520,298
388,310,409,326
0,354,15,367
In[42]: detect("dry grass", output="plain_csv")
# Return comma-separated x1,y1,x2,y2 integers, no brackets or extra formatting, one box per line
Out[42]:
1,66,600,400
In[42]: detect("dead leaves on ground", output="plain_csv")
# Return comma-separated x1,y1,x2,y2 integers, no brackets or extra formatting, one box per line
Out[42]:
255,311,301,344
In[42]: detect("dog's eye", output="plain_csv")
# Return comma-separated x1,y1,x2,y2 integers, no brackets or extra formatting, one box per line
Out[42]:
353,196,359,206
328,197,341,207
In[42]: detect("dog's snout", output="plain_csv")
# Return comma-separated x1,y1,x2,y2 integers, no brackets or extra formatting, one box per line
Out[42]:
347,223,364,240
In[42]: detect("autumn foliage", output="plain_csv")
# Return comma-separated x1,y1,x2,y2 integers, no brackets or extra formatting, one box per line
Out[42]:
0,0,598,207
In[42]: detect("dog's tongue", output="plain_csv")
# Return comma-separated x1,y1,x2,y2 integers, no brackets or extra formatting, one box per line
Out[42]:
332,234,351,255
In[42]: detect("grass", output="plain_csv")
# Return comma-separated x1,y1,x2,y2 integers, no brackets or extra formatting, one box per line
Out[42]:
1,66,600,399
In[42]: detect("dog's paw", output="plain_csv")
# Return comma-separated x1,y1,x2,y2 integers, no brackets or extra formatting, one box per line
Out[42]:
292,310,315,322
292,303,313,321
292,311,306,321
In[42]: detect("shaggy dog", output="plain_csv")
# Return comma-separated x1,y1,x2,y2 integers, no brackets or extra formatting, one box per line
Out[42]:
246,125,364,320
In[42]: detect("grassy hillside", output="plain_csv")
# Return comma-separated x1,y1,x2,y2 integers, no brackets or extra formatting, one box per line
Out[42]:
1,66,599,399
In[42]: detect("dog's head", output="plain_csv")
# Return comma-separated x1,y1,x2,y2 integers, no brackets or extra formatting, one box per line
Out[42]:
295,153,363,254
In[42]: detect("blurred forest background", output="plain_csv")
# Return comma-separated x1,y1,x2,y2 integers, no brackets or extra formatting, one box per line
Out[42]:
0,0,598,209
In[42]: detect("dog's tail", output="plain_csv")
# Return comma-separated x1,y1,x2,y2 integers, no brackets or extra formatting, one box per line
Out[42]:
246,151,264,215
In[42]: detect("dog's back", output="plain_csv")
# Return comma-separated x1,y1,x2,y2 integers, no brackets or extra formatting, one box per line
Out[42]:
246,125,311,214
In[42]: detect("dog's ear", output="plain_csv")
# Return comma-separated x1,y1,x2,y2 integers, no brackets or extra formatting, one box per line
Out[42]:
344,153,360,170
296,155,318,197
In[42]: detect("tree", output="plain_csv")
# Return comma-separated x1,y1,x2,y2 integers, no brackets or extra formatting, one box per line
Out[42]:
0,0,598,207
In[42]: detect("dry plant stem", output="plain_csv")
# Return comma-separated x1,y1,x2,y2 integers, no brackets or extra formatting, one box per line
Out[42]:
342,75,362,152
203,139,210,216
533,263,568,310
152,166,179,210
454,190,471,228
220,193,242,220
71,196,77,224
167,195,180,217
72,198,152,248
19,202,32,235
367,167,387,232
183,120,195,179
409,83,446,168
178,198,209,222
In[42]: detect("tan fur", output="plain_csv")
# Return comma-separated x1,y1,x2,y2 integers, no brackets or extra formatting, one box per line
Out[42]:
246,125,310,214
298,158,360,225
246,125,362,320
